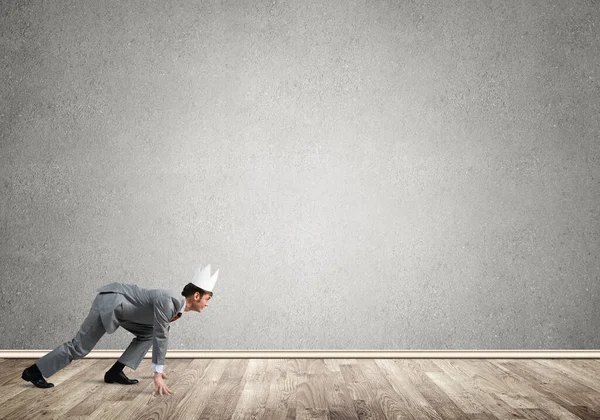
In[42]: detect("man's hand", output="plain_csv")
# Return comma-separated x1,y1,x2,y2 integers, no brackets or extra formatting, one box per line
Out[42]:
153,372,175,395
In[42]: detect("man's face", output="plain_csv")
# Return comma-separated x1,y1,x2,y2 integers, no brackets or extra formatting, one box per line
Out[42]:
192,292,212,312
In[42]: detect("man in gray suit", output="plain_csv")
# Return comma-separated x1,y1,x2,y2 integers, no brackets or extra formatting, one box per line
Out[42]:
22,264,219,395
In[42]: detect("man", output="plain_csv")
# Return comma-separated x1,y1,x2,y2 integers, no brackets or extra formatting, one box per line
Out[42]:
22,264,219,395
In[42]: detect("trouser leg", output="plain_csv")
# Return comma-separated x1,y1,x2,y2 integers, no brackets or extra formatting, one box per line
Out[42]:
36,297,106,378
117,321,153,370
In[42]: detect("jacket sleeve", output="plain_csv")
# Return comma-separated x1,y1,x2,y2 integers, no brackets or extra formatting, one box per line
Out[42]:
152,295,174,365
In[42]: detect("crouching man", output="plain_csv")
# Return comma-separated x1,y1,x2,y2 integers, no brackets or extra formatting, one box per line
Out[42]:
22,264,218,395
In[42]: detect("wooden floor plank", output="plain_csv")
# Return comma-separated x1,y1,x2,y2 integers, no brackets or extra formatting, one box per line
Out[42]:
1,359,108,420
264,359,298,420
489,360,594,420
65,362,131,417
395,359,471,420
296,359,328,415
322,360,359,420
434,359,525,419
499,360,600,413
155,358,229,419
359,359,422,420
296,373,328,414
375,359,443,420
2,358,599,420
339,361,388,419
0,359,44,409
572,359,600,373
129,358,196,420
446,359,538,410
535,359,600,393
231,359,272,420
197,359,249,420
0,359,32,386
323,359,356,373
446,360,562,420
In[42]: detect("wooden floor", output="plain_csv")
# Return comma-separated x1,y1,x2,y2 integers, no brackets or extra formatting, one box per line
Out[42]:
1,358,600,420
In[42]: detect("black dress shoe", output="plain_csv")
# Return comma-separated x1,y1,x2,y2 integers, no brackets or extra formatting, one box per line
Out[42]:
104,371,139,385
22,368,54,388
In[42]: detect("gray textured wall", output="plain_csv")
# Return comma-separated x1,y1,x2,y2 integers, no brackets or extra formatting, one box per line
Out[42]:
1,0,599,351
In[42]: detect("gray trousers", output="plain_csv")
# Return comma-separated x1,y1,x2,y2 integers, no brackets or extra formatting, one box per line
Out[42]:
36,293,153,378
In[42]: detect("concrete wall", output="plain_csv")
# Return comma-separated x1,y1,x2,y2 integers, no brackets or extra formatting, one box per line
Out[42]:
1,0,599,350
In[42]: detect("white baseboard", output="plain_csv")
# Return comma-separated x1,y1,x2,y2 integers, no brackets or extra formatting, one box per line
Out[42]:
1,350,599,358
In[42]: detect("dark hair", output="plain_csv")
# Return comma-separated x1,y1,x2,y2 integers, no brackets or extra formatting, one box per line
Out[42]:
181,283,213,298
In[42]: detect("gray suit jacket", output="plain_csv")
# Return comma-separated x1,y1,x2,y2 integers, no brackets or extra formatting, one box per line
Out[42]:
96,283,186,365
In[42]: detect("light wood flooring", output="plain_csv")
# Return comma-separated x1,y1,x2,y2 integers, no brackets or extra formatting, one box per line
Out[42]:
1,358,599,419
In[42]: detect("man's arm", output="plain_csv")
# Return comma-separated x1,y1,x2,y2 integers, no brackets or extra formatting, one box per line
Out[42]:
152,296,175,395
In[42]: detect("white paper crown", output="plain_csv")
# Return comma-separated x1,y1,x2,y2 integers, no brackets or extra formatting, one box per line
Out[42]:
191,263,219,292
